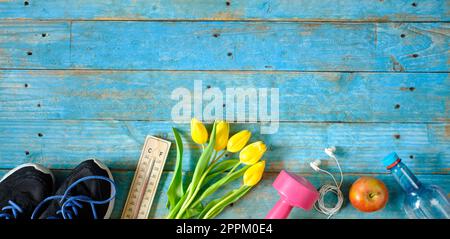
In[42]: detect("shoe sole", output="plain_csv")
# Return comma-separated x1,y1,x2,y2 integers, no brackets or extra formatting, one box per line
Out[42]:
0,163,55,190
90,158,115,219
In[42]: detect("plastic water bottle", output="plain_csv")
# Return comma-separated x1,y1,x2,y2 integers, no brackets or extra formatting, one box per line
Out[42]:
382,152,449,219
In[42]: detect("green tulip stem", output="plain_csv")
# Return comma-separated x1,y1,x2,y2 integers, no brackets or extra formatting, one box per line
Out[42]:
225,162,241,177
175,157,219,218
211,151,218,164
203,185,252,219
210,150,226,165
173,122,217,219
190,164,248,210
167,183,192,218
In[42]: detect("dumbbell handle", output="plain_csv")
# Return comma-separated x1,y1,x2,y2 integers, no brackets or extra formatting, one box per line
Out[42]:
265,199,293,219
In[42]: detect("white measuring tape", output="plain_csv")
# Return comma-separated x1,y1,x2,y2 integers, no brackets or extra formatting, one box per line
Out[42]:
121,136,171,219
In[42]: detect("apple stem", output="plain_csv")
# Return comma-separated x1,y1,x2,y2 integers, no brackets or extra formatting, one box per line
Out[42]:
369,193,378,199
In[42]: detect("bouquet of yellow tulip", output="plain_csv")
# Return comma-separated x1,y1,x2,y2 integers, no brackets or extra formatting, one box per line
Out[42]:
166,119,267,219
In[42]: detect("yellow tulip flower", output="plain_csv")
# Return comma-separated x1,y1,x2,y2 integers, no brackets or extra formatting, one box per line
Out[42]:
191,118,208,144
227,130,251,153
214,121,229,151
243,161,265,186
239,141,266,165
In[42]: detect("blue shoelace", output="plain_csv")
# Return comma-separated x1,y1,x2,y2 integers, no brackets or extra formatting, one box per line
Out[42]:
0,200,23,219
31,175,116,219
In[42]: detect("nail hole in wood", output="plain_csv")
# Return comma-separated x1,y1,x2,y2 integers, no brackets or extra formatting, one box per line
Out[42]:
25,151,30,155
394,134,401,139
38,133,43,137
27,51,32,56
411,2,417,7
227,52,232,56
409,155,414,159
24,83,29,88
206,85,211,89
229,203,234,207
409,87,415,91
226,1,231,6
412,54,419,58
41,33,47,37
37,103,41,107
400,34,406,38
222,104,226,107
394,104,400,109
24,1,29,6
213,33,220,38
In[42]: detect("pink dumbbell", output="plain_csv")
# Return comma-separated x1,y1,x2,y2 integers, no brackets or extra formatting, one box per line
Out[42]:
266,170,319,219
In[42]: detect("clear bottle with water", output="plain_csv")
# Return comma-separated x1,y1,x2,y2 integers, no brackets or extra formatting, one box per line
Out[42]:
383,153,449,219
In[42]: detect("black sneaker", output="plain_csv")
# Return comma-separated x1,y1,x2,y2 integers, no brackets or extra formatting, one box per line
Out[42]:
32,159,116,219
0,163,54,219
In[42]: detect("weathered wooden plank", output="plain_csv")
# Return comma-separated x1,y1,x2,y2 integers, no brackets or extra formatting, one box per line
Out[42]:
0,21,71,68
0,169,447,219
0,71,448,122
148,173,450,219
0,0,447,22
69,22,449,71
1,21,448,71
0,120,447,174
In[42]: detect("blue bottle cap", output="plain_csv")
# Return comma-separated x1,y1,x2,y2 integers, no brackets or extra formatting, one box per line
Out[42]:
382,152,400,167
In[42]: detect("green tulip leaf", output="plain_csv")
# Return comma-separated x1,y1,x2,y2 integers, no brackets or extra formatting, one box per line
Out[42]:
210,159,239,174
197,190,235,219
184,203,204,219
204,159,240,185
224,165,250,184
203,186,252,219
187,123,216,197
174,122,217,218
192,164,249,208
166,128,185,210
167,185,190,218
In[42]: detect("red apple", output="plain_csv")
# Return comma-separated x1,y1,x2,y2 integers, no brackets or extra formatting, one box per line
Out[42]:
349,176,389,212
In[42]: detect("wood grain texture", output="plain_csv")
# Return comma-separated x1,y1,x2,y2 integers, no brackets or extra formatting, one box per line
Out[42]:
0,70,448,122
0,0,448,220
0,120,448,174
67,22,450,72
1,21,448,71
0,0,448,22
0,169,448,219
0,21,71,68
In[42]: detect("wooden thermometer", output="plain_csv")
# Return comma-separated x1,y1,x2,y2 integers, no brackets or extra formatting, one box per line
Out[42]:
121,136,171,219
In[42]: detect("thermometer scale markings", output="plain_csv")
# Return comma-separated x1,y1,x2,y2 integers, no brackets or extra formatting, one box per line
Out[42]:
121,136,171,219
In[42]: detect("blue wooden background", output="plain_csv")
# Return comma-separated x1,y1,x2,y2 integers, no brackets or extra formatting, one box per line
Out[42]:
0,0,449,219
